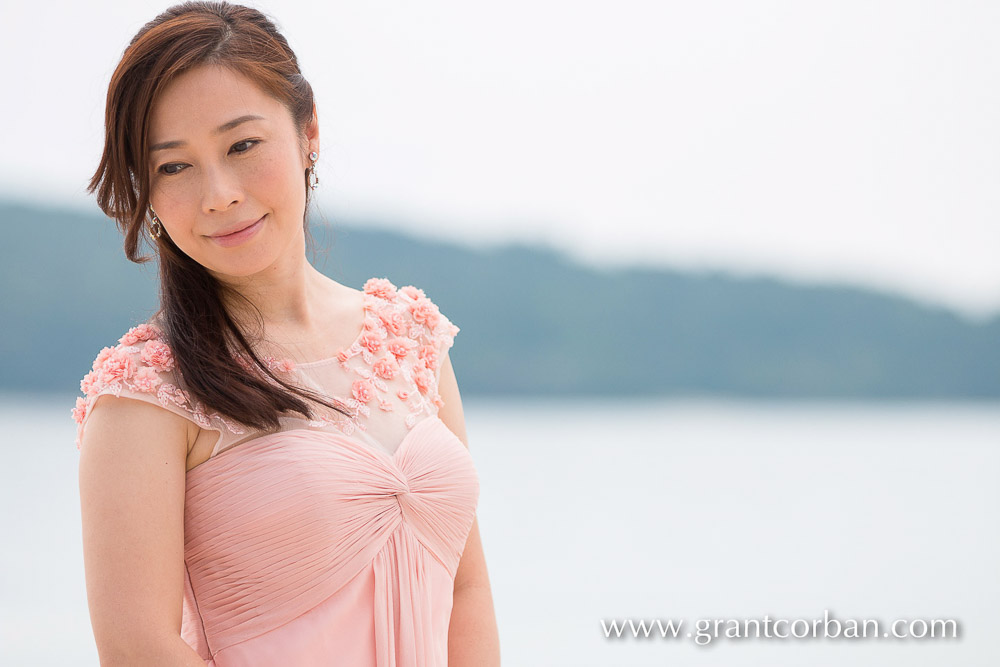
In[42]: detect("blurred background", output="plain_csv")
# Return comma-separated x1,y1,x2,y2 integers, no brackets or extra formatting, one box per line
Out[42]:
1,1,998,665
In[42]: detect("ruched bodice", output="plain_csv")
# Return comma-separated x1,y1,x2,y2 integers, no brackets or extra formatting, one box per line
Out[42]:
181,416,479,665
73,278,479,665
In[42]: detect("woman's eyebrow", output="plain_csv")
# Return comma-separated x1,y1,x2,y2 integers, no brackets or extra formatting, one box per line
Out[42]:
150,114,266,152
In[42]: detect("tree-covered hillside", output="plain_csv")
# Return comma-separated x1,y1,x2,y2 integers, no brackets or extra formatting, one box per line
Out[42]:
2,199,997,398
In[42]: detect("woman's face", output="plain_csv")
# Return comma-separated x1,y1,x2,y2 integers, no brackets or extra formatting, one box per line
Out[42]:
146,64,318,280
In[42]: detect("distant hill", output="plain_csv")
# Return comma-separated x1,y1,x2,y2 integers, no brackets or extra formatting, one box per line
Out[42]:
1,198,997,398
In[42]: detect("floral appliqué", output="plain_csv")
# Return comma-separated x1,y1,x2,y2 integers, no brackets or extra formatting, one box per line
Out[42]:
72,278,459,448
71,323,247,450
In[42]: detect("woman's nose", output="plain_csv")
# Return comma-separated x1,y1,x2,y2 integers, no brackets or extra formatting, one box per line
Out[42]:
200,164,244,213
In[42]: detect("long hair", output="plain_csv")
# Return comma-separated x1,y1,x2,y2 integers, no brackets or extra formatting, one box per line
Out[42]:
87,0,351,430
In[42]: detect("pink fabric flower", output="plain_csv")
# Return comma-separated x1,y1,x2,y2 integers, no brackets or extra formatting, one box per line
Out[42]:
409,299,440,330
80,369,100,397
72,396,88,424
118,323,161,346
397,389,411,401
351,379,375,403
412,365,432,395
141,340,175,372
132,366,163,393
431,393,445,408
92,346,116,372
99,348,137,387
372,355,399,380
417,344,439,371
386,337,414,360
359,331,384,354
400,285,426,300
336,348,350,363
363,277,398,301
379,309,409,336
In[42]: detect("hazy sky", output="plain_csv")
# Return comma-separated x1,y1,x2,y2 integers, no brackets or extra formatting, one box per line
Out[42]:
3,1,998,318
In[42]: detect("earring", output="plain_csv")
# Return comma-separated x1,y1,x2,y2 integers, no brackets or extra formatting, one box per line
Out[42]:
148,205,163,239
307,150,320,190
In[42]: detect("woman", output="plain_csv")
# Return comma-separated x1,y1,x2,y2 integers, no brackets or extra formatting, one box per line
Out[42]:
71,2,499,665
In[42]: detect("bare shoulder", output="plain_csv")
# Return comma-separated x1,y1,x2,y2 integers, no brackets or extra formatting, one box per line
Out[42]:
82,393,196,465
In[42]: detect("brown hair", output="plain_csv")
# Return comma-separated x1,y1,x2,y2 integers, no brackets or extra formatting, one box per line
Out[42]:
87,0,350,430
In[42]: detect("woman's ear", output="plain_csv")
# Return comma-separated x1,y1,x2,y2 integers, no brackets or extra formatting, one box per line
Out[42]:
305,103,320,155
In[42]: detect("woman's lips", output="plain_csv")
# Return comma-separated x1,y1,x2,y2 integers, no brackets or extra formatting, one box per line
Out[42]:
209,215,266,247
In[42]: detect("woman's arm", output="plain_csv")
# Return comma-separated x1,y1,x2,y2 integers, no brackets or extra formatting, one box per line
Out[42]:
436,353,501,666
78,395,208,666
449,517,501,666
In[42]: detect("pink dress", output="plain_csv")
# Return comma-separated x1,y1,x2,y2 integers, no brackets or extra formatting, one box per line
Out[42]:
72,278,479,666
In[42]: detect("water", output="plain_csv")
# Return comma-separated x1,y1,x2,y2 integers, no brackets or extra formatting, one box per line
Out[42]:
2,394,998,666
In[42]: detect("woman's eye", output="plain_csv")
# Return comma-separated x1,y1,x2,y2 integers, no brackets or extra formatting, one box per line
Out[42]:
231,139,260,154
159,163,185,175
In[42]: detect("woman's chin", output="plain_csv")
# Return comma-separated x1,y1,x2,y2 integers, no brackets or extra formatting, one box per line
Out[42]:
203,252,278,282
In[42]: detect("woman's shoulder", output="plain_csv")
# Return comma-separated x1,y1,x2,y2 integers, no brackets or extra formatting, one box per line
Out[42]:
350,277,460,413
75,322,176,402
71,321,245,451
362,277,460,351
